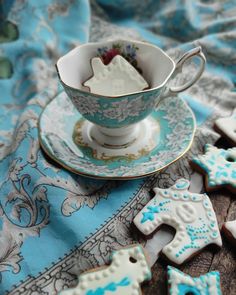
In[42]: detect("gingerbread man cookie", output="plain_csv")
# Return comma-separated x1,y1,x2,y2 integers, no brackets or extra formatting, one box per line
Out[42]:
59,245,151,295
222,220,236,246
191,144,236,193
133,179,222,265
167,266,222,295
214,109,236,146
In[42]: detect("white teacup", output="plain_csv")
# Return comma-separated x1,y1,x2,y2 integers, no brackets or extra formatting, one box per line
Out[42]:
56,39,205,147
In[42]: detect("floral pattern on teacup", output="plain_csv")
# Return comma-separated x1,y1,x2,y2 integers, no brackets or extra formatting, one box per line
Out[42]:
65,86,160,127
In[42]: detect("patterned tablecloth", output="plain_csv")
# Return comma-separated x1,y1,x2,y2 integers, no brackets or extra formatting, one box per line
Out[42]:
0,1,236,294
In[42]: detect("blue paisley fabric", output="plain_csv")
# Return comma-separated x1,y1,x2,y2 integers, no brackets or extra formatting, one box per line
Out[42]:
0,1,236,294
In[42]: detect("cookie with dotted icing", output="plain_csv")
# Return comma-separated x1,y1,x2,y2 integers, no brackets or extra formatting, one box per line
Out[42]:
222,220,236,246
133,179,222,265
191,144,236,193
59,245,151,295
214,109,236,146
167,266,222,295
83,56,149,96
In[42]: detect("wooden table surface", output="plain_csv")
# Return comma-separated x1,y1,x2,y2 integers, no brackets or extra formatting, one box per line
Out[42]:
143,138,236,294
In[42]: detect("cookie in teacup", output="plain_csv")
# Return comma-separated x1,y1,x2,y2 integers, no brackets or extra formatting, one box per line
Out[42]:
83,55,149,96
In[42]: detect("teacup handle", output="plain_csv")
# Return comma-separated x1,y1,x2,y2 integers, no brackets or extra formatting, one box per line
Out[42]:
164,46,206,96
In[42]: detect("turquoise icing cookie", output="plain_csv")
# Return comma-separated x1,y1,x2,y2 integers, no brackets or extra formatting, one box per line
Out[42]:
133,179,222,265
167,266,222,295
59,245,151,295
191,144,236,192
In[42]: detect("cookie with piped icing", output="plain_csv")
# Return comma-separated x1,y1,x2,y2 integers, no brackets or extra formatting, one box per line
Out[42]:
167,266,222,295
133,179,222,265
191,144,236,193
83,55,149,96
59,244,151,295
214,109,236,146
222,220,236,246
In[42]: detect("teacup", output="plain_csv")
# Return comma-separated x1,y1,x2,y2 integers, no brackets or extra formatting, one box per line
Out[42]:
56,39,205,148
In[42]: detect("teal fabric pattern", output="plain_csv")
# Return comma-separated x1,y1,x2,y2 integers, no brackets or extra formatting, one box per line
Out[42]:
0,1,236,294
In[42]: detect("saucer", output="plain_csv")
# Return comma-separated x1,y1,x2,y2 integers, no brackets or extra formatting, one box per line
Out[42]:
39,92,196,179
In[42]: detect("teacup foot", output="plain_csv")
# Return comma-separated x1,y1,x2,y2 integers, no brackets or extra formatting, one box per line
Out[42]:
90,124,141,149
73,117,160,161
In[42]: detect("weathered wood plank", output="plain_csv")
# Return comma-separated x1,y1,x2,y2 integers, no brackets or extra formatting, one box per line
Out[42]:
210,196,236,294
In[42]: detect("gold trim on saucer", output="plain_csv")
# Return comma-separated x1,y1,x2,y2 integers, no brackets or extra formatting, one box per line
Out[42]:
38,133,195,180
72,119,158,162
38,93,196,180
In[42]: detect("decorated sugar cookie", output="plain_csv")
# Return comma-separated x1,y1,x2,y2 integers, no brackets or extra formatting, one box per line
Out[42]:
191,144,236,193
59,245,151,295
222,220,236,246
214,109,236,146
133,179,222,265
167,266,222,295
83,55,149,96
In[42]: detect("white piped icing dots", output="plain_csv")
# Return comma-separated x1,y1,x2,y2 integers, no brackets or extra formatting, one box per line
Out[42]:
59,245,151,295
167,266,222,295
191,144,236,192
215,108,236,145
133,179,222,265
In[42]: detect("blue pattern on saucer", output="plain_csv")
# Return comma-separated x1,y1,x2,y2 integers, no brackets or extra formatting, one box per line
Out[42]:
39,92,196,179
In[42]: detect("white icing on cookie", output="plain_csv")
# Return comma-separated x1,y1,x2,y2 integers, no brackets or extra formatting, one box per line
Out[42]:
215,109,236,145
84,55,148,96
133,179,222,265
224,220,236,240
59,245,151,295
176,203,197,223
168,266,222,295
192,144,236,190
